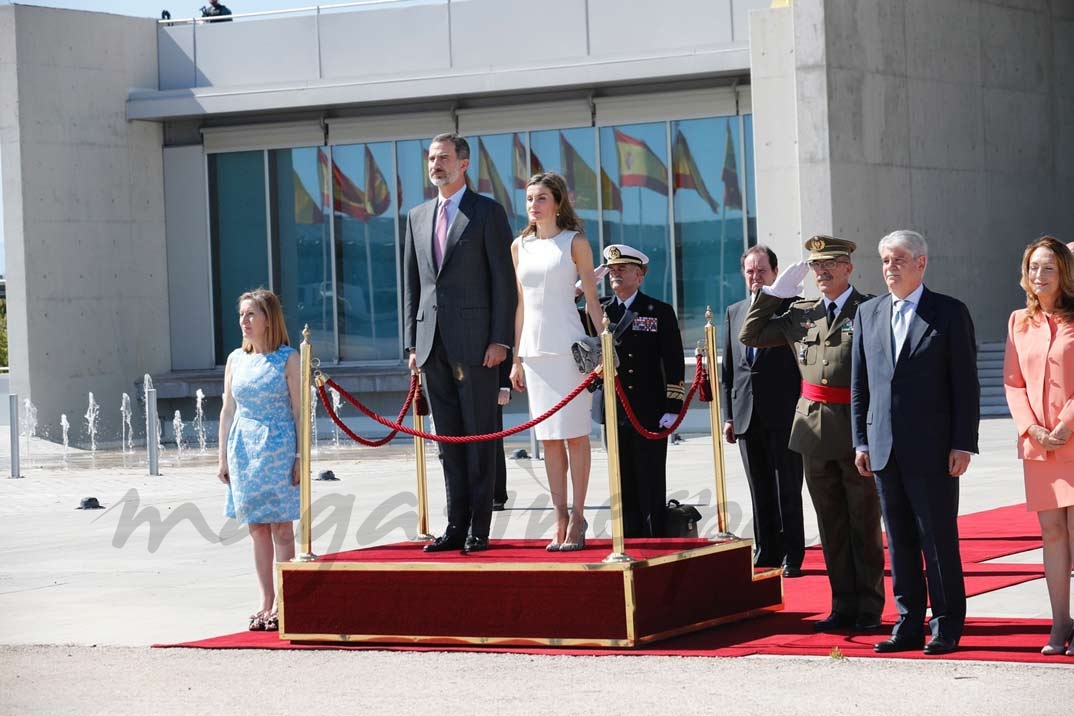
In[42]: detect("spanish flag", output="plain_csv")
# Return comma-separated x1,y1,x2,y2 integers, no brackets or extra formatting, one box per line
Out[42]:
614,128,668,195
721,124,743,210
672,131,720,214
323,150,371,221
512,134,544,189
477,138,514,214
293,170,324,224
363,146,391,217
560,132,622,212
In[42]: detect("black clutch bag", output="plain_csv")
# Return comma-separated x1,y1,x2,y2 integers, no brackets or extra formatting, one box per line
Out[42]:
665,499,703,538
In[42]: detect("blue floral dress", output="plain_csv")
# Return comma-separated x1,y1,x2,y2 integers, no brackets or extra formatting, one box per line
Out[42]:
225,345,300,524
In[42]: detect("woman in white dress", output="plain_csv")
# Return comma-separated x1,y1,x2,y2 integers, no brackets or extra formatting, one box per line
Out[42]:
510,172,604,551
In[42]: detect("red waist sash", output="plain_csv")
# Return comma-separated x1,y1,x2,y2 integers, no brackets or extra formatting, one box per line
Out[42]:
801,380,851,405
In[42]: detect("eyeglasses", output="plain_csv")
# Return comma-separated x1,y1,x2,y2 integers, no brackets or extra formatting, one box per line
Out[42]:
808,259,850,271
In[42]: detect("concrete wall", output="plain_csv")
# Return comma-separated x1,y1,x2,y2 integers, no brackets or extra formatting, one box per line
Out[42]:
749,0,1074,340
748,5,808,273
0,6,168,445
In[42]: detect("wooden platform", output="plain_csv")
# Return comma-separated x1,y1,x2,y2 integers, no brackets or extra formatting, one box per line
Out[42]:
278,538,783,648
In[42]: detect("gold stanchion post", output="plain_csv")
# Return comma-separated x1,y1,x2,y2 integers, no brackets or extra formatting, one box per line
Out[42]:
601,313,634,564
704,307,735,540
294,325,317,562
412,370,434,541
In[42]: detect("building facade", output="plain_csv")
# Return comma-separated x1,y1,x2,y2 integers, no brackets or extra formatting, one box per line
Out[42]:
1,0,1072,443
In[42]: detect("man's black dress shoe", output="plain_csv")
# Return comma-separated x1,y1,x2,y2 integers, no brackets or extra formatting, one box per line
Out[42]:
923,636,958,655
873,636,925,653
814,612,856,632
463,536,489,553
492,501,506,511
782,565,803,578
423,533,466,553
855,615,883,632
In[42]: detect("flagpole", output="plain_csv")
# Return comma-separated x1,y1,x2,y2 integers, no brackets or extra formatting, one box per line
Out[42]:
718,200,728,320
364,218,377,346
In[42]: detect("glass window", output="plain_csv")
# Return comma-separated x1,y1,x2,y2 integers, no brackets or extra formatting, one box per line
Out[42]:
268,147,335,361
464,132,528,236
330,142,400,361
209,150,268,362
600,122,673,307
530,127,602,276
208,111,758,368
672,116,747,348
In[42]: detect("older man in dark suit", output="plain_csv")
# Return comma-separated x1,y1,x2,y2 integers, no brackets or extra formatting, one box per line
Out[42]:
403,133,516,553
852,229,979,655
721,245,805,577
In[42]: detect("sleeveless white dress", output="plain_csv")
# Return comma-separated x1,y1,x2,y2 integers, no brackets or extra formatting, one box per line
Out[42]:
516,230,593,440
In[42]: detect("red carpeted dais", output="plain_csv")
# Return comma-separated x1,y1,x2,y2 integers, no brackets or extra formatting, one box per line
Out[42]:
158,504,1061,662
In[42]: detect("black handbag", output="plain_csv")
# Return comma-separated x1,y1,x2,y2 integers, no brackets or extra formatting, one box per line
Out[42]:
665,499,703,538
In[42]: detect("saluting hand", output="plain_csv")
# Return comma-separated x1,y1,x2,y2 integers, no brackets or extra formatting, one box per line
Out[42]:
763,261,809,299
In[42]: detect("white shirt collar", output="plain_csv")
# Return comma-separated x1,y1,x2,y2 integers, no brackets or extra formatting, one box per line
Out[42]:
824,285,854,313
892,283,925,307
617,291,639,309
438,185,466,225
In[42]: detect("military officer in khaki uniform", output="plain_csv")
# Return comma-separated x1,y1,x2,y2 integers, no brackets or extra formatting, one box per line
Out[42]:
739,236,885,633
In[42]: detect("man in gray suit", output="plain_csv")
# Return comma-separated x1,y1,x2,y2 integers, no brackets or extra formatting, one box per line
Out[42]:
852,229,979,655
403,133,517,553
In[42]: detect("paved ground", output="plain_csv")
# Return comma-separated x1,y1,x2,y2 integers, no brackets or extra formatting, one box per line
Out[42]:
1,417,1072,714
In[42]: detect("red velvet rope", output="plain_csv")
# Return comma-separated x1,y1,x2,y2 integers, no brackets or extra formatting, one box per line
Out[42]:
612,354,705,440
320,370,598,443
316,374,419,447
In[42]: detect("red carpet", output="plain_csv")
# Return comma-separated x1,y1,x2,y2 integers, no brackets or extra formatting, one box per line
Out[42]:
158,503,1063,662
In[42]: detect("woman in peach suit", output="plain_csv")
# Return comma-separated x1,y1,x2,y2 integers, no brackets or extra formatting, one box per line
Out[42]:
1004,235,1074,656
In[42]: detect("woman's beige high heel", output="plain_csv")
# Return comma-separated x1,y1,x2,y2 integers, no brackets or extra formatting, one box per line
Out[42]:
547,506,569,552
560,513,588,552
1041,621,1074,656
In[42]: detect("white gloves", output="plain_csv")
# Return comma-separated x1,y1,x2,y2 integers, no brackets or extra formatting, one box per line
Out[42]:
658,413,677,429
762,260,809,299
575,265,610,294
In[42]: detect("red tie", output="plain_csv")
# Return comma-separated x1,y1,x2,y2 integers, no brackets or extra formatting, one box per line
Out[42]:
434,199,450,269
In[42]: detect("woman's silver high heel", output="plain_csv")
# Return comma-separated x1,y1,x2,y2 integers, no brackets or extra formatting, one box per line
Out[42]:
560,516,588,552
547,507,569,552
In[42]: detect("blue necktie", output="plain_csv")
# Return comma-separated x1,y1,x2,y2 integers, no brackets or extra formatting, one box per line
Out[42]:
892,299,909,360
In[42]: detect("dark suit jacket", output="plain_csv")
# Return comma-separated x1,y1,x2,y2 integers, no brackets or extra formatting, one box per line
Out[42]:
720,297,799,435
586,292,685,427
851,287,979,472
403,189,516,366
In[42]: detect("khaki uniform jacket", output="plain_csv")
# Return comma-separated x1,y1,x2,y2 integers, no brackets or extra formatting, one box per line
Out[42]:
739,289,871,460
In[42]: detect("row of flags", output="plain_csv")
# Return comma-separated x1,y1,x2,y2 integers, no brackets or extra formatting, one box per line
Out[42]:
292,126,743,224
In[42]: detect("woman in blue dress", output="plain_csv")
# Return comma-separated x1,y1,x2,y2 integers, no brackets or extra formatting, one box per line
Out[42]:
216,288,301,631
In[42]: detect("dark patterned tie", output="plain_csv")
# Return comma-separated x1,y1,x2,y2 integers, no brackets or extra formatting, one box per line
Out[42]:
607,300,624,324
